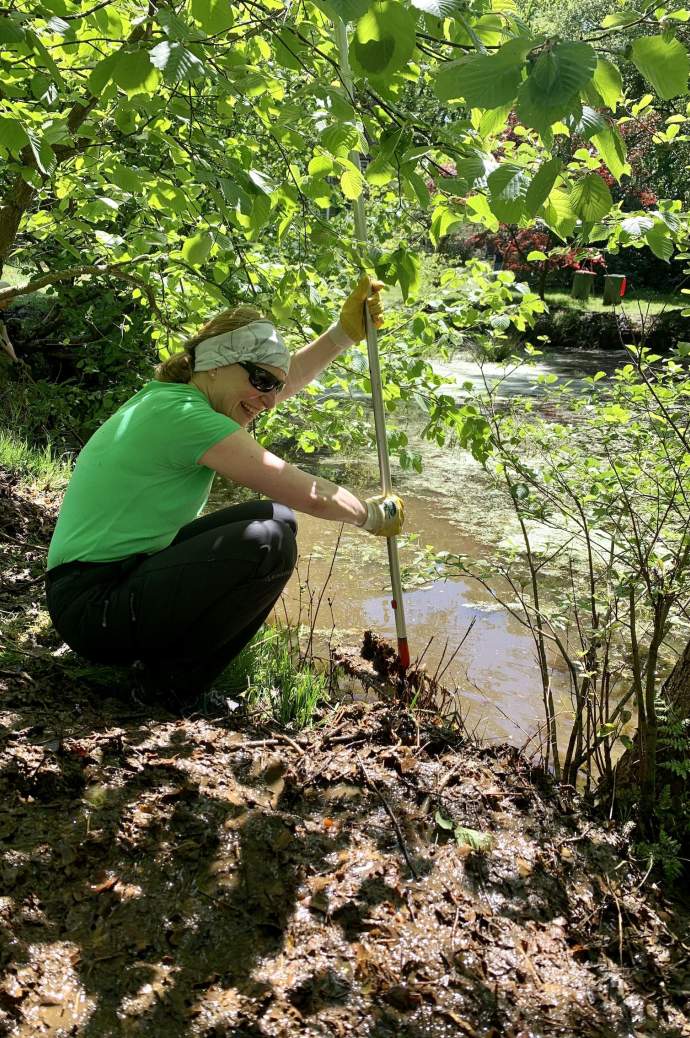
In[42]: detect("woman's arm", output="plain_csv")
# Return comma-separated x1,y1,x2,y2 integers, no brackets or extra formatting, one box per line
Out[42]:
199,429,368,526
276,277,384,403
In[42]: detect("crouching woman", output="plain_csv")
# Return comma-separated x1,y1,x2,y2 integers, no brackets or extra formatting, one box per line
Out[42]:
45,277,404,706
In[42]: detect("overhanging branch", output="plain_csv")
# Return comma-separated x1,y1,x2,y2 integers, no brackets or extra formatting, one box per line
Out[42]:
0,257,161,315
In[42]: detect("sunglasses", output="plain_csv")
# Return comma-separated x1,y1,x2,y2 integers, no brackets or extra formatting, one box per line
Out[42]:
237,361,285,394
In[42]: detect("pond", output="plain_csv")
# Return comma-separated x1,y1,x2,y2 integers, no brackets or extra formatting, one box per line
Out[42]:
216,346,629,746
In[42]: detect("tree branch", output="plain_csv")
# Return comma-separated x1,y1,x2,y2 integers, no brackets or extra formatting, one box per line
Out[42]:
0,257,161,316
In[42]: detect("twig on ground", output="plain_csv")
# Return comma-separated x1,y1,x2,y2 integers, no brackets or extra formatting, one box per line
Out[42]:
557,823,596,847
357,755,420,880
274,731,306,757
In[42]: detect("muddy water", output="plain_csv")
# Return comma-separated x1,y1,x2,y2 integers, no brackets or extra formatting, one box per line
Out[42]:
220,348,628,744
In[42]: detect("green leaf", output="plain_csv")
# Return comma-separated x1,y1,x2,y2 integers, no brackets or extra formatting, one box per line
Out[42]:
454,825,493,852
0,16,26,43
447,55,522,108
454,149,493,188
487,163,531,223
592,57,624,109
525,157,562,215
149,42,204,82
430,204,464,244
526,42,597,107
570,106,608,140
0,117,29,158
326,0,371,20
406,170,431,207
350,1,416,79
113,50,161,95
190,0,233,34
601,11,640,27
340,165,365,199
591,125,629,182
570,173,612,222
435,810,454,830
27,31,65,88
106,162,143,193
365,152,394,185
516,87,581,139
410,0,464,13
390,246,420,300
182,232,213,265
308,155,334,176
89,53,118,94
631,35,689,100
645,221,673,261
321,123,360,157
247,169,275,194
477,104,512,138
465,192,499,231
437,39,533,108
620,214,654,236
302,177,333,207
542,188,577,239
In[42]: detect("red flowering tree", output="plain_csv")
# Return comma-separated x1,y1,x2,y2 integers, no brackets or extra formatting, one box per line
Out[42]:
465,225,606,299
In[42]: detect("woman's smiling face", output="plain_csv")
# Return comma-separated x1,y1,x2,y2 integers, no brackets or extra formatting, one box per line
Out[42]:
206,361,287,425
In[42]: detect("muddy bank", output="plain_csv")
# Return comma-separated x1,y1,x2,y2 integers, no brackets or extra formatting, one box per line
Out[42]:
2,470,690,1037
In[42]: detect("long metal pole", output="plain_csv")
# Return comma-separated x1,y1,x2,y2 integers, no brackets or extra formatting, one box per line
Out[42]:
333,18,410,669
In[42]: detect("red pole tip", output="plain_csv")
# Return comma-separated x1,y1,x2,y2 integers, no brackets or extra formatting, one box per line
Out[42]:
397,638,410,671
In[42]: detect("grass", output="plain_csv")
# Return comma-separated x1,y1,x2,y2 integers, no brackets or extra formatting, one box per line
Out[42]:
219,626,329,729
0,427,71,492
544,288,685,316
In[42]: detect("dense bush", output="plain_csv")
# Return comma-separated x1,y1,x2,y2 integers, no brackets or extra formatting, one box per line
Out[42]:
1,282,156,451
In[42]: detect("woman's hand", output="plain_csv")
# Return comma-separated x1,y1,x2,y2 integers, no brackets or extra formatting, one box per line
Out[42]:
360,493,405,537
337,275,385,344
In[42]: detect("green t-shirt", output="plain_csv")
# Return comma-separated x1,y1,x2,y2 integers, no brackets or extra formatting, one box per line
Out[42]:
47,381,239,569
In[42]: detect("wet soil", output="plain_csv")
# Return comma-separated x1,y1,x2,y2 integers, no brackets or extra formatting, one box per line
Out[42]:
2,470,690,1037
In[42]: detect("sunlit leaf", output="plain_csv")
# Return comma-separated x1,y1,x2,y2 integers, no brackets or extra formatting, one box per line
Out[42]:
525,157,562,216
592,57,624,109
570,173,612,222
487,163,530,223
350,1,416,79
113,50,161,95
591,125,629,182
631,35,690,100
182,232,213,265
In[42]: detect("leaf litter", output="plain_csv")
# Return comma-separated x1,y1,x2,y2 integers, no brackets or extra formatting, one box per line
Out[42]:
2,469,690,1036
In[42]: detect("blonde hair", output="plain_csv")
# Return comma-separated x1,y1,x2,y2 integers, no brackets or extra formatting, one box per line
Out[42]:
155,304,264,384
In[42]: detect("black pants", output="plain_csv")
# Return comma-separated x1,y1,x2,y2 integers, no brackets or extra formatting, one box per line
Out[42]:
45,501,298,697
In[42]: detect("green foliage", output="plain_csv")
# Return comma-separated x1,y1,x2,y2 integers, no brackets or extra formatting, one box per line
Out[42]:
444,344,690,793
629,697,690,884
229,626,329,729
1,282,155,451
630,36,690,101
0,0,689,352
435,811,493,851
637,827,684,885
350,1,417,79
0,426,71,491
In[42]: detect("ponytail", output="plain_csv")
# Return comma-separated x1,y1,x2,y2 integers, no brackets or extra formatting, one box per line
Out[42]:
155,350,194,384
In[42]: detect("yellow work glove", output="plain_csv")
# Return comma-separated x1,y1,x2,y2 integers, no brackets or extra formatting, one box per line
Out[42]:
328,275,385,348
360,493,405,537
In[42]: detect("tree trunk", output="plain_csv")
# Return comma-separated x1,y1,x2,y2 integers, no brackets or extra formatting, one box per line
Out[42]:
662,634,690,714
0,176,36,275
613,634,690,803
